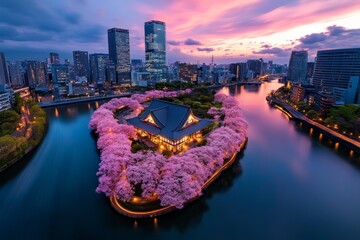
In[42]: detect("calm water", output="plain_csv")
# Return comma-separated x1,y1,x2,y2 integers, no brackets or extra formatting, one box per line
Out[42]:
1,82,360,240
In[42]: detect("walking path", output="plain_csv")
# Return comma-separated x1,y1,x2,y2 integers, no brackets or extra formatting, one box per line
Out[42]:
270,98,360,154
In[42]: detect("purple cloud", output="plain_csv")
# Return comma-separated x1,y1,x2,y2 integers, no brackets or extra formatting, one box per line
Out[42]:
184,38,202,45
299,33,327,44
197,47,215,52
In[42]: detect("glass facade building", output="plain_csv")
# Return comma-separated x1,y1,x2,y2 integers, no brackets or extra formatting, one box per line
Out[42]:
145,20,166,81
90,53,110,84
73,51,90,80
313,48,360,104
313,48,360,89
107,28,131,85
287,51,308,83
0,52,9,85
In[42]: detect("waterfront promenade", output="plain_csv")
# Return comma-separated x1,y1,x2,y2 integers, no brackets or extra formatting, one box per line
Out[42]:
270,98,360,154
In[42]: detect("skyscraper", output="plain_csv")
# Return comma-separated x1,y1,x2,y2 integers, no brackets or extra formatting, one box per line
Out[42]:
25,61,48,87
8,62,25,86
145,20,166,81
287,51,308,83
90,53,110,84
107,28,131,85
73,51,90,80
0,52,10,84
313,48,360,104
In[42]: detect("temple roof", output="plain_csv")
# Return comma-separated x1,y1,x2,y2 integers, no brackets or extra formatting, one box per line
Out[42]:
127,99,212,141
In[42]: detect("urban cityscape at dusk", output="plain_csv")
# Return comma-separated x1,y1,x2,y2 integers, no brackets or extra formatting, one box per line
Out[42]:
0,0,360,239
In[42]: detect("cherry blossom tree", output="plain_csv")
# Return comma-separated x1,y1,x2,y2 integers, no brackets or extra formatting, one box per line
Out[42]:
89,89,248,209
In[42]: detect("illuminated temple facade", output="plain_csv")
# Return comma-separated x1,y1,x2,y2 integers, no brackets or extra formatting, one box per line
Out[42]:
127,100,212,152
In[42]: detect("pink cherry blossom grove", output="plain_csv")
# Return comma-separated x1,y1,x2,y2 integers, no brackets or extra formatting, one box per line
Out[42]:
89,89,247,209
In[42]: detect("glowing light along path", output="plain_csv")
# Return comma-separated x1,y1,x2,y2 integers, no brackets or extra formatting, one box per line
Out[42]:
110,140,247,218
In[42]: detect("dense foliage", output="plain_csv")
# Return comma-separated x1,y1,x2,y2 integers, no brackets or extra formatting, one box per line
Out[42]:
324,105,360,135
0,99,46,168
89,89,248,209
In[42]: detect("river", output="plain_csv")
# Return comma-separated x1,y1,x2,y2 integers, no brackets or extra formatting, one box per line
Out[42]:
1,82,359,239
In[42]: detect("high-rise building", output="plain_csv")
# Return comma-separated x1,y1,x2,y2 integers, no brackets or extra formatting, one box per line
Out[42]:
107,28,131,85
73,51,90,80
247,59,264,77
25,61,48,87
145,20,166,81
8,62,25,86
0,53,10,85
287,51,308,83
49,53,60,65
229,63,247,81
313,48,360,104
90,53,110,84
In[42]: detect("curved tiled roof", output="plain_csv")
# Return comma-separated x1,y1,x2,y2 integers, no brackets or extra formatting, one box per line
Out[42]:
127,99,212,141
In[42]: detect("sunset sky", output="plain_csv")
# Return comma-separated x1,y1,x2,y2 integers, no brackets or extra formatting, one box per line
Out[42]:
1,0,359,64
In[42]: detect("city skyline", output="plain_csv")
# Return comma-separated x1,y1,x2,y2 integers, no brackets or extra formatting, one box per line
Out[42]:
0,0,360,64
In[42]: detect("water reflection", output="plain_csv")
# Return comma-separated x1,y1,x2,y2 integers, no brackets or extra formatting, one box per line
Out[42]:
127,151,245,233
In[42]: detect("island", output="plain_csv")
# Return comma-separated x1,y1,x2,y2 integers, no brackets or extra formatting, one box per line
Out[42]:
89,88,248,218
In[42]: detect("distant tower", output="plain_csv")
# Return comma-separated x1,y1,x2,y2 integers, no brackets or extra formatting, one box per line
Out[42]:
0,52,10,84
145,20,166,81
107,28,131,85
73,50,90,80
287,50,308,84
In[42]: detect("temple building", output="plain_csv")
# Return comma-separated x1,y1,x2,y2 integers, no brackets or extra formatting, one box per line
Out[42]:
127,100,212,152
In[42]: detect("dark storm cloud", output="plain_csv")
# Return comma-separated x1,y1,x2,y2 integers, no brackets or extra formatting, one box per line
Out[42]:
184,38,202,45
197,47,215,52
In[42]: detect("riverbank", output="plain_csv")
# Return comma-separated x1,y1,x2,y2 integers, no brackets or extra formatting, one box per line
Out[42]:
37,81,264,108
110,139,248,218
268,98,360,154
38,93,132,108
0,101,47,173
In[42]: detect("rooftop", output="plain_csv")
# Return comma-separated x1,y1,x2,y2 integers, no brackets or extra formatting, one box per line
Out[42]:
127,99,212,141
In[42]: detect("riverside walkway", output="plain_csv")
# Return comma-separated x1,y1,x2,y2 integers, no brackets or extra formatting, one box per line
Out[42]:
270,98,360,154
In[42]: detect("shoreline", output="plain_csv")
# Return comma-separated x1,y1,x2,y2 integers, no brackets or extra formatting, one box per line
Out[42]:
37,81,263,108
0,114,48,173
268,98,360,154
110,138,248,218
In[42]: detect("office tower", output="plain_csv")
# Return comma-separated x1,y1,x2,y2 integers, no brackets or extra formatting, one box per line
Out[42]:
145,20,166,81
313,48,360,104
229,63,247,81
247,59,264,77
25,61,48,87
90,53,110,84
49,53,60,65
8,62,25,86
73,51,90,80
107,28,131,85
0,53,10,84
65,58,71,65
52,64,69,84
287,51,308,83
